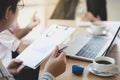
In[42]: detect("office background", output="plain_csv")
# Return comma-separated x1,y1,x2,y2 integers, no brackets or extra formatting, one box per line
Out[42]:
18,0,120,43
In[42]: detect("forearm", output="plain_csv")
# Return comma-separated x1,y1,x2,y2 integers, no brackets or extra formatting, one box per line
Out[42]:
39,72,56,80
16,42,28,53
13,27,32,39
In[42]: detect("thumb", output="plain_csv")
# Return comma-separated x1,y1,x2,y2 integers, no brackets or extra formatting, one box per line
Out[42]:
51,46,59,57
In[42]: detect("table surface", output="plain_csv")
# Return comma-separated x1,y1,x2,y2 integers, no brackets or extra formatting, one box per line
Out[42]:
40,20,120,80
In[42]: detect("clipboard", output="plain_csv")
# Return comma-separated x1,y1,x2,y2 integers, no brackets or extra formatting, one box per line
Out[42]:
16,24,75,69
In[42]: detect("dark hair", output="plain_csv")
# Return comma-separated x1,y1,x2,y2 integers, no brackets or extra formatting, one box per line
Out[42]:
0,0,20,20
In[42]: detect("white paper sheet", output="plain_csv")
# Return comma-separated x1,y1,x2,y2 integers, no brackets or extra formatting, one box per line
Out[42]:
16,24,75,69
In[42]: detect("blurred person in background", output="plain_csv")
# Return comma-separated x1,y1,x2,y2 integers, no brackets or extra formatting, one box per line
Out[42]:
51,0,107,22
86,0,107,21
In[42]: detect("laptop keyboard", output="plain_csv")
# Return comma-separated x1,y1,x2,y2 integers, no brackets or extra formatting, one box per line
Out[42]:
76,37,108,59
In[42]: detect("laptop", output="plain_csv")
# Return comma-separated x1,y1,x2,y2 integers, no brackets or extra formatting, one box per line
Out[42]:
61,26,120,61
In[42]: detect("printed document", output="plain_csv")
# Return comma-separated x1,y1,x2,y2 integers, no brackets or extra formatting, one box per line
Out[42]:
16,24,75,69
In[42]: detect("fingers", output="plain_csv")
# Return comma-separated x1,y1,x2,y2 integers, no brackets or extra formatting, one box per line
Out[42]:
12,59,23,63
58,52,66,63
7,59,24,76
17,64,25,73
58,52,66,59
32,11,40,22
32,11,37,19
51,46,59,57
86,12,96,22
13,59,23,65
9,59,23,67
12,59,24,74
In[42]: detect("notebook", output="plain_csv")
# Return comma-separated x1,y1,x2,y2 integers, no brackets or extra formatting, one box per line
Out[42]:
16,24,75,69
61,26,120,61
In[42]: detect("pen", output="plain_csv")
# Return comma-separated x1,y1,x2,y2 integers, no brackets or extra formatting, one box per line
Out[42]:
57,46,68,57
58,46,68,53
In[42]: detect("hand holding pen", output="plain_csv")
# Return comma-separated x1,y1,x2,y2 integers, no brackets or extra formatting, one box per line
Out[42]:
57,46,68,57
44,46,66,77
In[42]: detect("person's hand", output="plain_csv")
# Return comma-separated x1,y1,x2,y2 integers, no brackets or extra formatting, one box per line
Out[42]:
44,46,66,77
82,12,99,22
27,12,40,30
7,59,24,76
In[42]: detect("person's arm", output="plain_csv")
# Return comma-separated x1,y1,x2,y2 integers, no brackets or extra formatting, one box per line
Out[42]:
16,42,28,53
8,26,33,39
9,12,40,39
6,46,66,80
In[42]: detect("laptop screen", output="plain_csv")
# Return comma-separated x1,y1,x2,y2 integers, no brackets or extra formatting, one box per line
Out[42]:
105,26,120,54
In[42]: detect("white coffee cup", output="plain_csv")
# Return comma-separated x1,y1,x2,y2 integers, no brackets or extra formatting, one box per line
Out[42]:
90,21,106,34
93,57,115,72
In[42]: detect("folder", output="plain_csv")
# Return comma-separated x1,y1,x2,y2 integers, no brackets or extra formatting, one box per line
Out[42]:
16,24,75,69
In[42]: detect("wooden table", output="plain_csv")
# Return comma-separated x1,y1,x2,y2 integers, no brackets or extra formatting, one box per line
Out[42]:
40,20,120,80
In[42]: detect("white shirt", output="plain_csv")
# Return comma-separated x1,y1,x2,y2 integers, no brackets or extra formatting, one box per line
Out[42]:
0,30,20,67
0,61,15,80
0,30,55,80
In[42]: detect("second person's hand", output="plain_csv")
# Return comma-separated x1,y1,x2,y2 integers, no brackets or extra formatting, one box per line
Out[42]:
44,46,66,77
27,11,40,30
7,59,24,76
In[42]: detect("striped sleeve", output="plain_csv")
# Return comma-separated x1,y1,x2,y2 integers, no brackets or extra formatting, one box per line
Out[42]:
39,72,56,80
